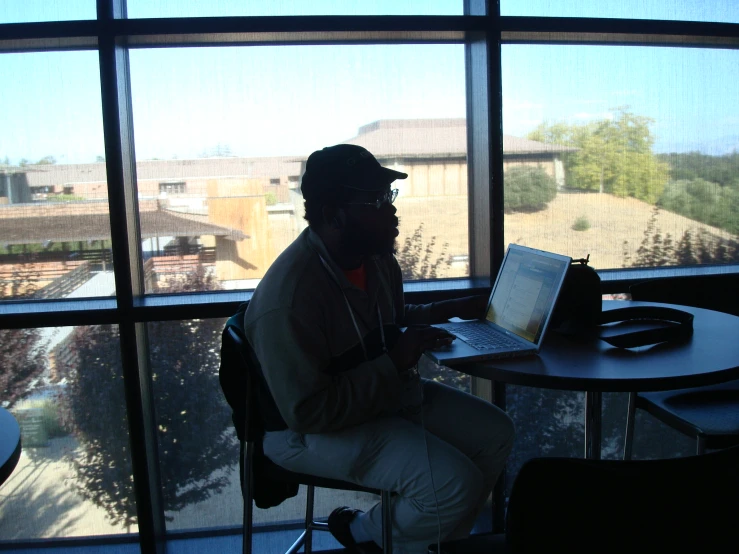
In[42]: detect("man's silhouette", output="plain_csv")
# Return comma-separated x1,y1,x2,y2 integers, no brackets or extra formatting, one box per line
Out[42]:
244,144,514,554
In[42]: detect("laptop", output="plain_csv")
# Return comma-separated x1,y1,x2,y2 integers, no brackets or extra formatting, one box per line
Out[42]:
426,244,571,365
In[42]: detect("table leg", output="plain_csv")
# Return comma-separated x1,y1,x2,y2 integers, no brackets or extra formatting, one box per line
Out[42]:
584,391,602,460
492,381,506,534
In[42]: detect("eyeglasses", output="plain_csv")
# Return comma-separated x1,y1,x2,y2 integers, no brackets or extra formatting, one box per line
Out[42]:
342,188,399,210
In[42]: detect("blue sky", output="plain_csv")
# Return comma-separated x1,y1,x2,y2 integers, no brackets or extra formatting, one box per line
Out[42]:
0,1,737,164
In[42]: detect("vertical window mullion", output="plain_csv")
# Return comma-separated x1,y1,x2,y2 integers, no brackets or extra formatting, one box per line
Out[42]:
465,34,493,281
466,0,508,535
488,2,507,535
97,1,164,552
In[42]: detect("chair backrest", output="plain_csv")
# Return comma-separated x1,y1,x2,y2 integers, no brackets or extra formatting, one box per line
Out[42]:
217,307,259,442
220,325,259,442
505,445,739,553
630,274,739,316
219,314,301,509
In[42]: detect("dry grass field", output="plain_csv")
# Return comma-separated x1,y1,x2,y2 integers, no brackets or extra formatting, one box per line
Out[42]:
394,191,737,277
264,191,736,279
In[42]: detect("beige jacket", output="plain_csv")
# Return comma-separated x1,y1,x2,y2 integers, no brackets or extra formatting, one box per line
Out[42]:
244,227,432,434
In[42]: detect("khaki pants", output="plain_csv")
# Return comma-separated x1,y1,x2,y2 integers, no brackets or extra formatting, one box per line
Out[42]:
263,379,515,554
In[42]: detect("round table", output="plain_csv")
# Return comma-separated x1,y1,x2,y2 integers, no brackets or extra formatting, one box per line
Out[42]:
0,407,21,485
459,300,739,459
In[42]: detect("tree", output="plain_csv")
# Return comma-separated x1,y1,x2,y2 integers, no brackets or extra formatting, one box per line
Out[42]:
58,266,235,528
528,107,669,203
395,223,451,281
0,277,46,408
35,155,56,165
658,178,739,235
198,143,233,158
0,329,45,408
504,165,558,213
95,155,106,163
659,150,739,188
621,207,739,268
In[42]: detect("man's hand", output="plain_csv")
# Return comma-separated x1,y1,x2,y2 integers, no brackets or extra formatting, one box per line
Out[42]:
388,325,455,372
430,294,489,323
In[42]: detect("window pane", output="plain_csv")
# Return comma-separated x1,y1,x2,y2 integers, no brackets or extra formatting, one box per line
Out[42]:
129,45,468,293
0,51,114,300
506,386,695,497
505,386,583,498
501,0,739,23
502,44,739,270
0,1,94,23
147,317,235,530
0,325,136,539
127,0,462,18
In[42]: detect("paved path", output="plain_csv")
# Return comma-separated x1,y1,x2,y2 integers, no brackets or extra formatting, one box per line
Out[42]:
0,435,375,539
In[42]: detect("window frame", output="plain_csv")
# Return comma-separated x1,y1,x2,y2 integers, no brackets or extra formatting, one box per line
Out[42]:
1,1,739,550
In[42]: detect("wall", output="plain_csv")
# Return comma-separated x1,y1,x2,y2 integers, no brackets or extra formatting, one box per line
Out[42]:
206,178,275,281
402,159,467,197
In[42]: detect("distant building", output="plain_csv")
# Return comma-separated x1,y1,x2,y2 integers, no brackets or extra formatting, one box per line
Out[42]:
15,118,573,203
0,170,33,204
340,118,576,197
0,119,574,291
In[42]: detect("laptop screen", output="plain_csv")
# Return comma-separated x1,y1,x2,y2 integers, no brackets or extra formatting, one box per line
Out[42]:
486,245,570,344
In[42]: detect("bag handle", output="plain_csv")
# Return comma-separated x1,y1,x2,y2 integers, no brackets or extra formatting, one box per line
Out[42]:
597,306,694,348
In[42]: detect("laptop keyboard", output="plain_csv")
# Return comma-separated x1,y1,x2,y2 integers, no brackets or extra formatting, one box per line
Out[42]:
439,322,520,351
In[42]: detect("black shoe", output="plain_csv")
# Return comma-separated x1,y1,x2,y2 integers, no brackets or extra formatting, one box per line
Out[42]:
327,506,382,553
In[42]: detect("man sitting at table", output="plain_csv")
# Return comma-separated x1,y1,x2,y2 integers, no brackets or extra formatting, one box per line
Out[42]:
243,144,515,554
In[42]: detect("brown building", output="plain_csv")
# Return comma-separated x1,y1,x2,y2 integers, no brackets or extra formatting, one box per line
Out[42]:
341,118,575,197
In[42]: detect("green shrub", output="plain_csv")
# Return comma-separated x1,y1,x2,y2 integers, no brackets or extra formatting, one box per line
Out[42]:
658,178,739,235
572,215,591,231
504,165,558,213
42,194,85,202
264,192,278,206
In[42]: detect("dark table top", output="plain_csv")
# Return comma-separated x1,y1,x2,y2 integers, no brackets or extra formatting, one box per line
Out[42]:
455,300,739,393
0,407,21,486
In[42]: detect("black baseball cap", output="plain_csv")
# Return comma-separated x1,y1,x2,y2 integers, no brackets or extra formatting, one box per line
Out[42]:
300,144,407,201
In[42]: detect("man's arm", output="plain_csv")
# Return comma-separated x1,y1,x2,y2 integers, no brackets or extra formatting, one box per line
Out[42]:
428,295,489,324
388,257,488,325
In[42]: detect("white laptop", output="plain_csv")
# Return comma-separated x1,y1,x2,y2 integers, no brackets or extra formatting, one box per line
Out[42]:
426,244,571,365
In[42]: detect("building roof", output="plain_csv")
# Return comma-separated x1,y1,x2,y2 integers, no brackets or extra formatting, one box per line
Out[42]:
0,210,248,245
343,118,577,159
10,119,575,188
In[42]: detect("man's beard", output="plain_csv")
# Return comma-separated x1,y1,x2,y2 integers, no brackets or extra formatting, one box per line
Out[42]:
340,216,397,257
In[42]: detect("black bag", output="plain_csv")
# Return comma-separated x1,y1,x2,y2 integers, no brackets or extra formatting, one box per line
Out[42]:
551,255,602,332
551,255,694,348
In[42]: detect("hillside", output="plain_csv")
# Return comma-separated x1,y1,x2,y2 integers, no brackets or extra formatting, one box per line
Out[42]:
394,190,737,276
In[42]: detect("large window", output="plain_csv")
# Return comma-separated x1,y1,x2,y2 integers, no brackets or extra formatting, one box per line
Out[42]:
0,51,113,300
501,0,739,23
129,44,468,292
1,2,738,551
0,325,135,539
126,0,463,18
502,44,739,270
0,1,94,24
